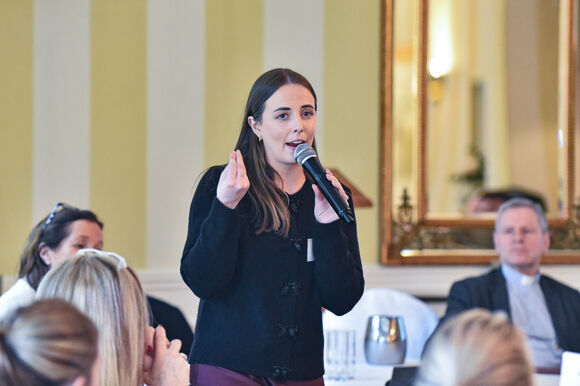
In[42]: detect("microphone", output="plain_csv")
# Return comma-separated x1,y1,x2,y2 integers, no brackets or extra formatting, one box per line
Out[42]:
294,143,355,223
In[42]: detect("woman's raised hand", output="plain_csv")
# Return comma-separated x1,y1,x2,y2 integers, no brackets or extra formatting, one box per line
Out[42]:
217,150,250,209
312,169,349,224
143,325,189,386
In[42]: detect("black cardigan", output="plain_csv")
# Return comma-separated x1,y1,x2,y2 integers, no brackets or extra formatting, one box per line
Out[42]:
180,166,364,380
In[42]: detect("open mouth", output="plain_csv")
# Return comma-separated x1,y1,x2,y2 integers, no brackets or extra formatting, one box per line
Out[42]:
286,140,305,149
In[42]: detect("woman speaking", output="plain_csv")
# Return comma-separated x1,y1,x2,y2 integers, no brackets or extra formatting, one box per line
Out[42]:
181,68,364,385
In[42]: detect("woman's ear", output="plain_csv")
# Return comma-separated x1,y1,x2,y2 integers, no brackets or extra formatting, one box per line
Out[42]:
38,243,52,266
248,116,261,141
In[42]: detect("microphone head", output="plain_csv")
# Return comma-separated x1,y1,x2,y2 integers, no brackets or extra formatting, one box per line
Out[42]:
294,143,317,165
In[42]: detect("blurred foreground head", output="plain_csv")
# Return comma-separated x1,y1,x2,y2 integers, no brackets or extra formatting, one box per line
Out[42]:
0,299,99,386
415,309,534,386
37,249,148,386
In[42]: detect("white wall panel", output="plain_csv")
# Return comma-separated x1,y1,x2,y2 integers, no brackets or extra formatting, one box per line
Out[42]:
263,0,326,156
147,0,206,268
33,0,91,218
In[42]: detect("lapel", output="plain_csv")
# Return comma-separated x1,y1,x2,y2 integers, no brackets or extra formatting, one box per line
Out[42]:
490,268,512,319
540,276,566,345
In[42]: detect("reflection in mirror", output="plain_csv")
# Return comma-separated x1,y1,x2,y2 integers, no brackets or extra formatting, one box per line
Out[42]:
392,0,420,226
381,0,579,264
426,0,564,218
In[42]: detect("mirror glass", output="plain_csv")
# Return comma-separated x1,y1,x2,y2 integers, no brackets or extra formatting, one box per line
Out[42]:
425,0,565,219
382,0,579,264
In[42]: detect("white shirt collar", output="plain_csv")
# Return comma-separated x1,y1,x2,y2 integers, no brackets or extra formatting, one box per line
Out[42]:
501,263,540,287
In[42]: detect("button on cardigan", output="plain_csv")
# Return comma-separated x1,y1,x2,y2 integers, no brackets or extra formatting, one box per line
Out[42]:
180,166,364,380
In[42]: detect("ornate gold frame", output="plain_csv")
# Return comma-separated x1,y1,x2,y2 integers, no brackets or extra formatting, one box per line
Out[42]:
380,0,579,265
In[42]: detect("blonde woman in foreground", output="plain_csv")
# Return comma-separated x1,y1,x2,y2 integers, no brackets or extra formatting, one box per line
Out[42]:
36,249,188,386
0,299,100,386
415,309,535,386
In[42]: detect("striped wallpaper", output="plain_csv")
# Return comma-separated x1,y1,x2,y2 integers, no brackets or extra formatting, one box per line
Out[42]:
0,0,380,273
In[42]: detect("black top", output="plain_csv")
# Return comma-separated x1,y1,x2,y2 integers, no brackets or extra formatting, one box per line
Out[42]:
441,267,580,353
180,166,364,380
147,295,194,355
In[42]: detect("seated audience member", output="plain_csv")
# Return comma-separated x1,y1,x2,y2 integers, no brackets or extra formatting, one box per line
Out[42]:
0,202,193,354
415,309,534,386
0,203,103,321
441,198,580,369
36,248,189,386
0,298,100,386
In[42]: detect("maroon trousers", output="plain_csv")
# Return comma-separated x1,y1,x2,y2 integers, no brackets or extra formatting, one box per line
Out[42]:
190,364,325,386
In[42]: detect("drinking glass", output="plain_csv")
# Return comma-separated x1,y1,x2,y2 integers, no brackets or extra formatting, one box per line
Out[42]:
324,329,356,380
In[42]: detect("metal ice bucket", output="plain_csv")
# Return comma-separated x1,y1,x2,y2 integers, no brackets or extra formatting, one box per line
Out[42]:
364,315,407,365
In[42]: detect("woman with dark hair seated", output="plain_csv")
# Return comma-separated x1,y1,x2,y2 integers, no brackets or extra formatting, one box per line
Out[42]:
0,203,103,320
0,202,193,354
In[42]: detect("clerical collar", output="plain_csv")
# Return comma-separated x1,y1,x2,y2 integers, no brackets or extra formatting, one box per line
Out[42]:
501,264,540,287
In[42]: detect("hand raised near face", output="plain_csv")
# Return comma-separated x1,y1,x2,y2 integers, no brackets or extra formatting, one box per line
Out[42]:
217,150,250,209
143,325,189,386
312,169,349,224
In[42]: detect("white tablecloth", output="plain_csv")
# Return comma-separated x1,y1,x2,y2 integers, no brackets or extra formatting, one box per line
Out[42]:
323,363,397,386
324,364,560,386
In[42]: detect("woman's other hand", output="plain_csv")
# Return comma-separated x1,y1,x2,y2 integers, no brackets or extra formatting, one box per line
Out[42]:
313,169,349,224
217,150,250,209
143,325,189,386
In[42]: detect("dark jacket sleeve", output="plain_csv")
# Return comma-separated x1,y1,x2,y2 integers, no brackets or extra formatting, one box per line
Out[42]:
541,275,580,352
440,269,510,327
441,280,474,323
180,166,243,299
312,189,364,316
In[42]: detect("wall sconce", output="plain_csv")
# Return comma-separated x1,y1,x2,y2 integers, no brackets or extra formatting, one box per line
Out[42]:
427,57,450,103
397,188,413,228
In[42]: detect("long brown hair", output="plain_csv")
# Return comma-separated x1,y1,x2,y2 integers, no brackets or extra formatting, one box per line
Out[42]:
235,68,317,236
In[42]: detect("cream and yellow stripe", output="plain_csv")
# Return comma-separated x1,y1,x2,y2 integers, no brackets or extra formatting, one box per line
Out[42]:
0,0,33,273
146,0,206,269
33,0,91,217
90,0,147,267
324,0,381,263
263,0,326,155
0,0,381,277
204,0,263,167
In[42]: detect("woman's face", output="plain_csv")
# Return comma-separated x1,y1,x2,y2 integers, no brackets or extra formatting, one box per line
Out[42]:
249,84,316,173
40,219,104,266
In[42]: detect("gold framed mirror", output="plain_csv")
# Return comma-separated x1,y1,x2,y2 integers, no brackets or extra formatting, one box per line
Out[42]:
381,0,579,264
